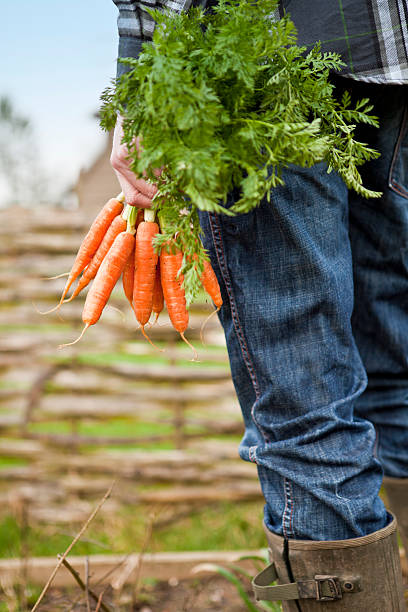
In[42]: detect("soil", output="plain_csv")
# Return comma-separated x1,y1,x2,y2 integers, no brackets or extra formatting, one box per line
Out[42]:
39,575,255,611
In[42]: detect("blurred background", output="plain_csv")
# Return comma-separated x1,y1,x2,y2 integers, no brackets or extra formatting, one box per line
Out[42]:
0,3,267,610
1,0,119,211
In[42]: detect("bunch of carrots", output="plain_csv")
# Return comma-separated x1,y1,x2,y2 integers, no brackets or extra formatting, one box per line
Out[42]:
43,194,222,357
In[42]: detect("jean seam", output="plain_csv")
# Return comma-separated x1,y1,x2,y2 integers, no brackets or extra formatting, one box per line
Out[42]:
389,179,408,199
388,102,408,200
373,423,379,459
208,212,266,445
283,477,295,539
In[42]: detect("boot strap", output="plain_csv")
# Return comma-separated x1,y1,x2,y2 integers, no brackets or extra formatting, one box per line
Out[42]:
252,562,360,602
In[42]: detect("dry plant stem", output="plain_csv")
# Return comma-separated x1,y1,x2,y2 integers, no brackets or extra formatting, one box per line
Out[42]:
132,510,157,606
95,590,107,612
58,557,111,612
93,554,133,588
85,556,91,612
17,497,29,612
30,481,114,612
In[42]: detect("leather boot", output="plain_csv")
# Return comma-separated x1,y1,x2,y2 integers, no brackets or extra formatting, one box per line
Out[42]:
252,514,405,611
383,477,408,573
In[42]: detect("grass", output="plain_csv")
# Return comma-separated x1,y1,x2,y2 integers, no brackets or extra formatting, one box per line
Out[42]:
0,515,111,558
0,500,266,559
25,418,241,452
0,494,272,609
0,457,28,468
0,323,71,333
74,350,228,369
148,501,266,553
26,418,179,450
0,380,29,390
44,337,228,368
0,321,249,583
28,418,173,438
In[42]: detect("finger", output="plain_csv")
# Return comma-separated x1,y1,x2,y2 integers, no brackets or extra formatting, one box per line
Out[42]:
111,142,156,197
111,117,157,203
129,191,153,207
133,177,158,199
113,156,157,200
113,169,153,208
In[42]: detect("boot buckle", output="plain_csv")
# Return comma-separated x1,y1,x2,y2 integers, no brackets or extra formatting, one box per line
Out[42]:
314,575,342,601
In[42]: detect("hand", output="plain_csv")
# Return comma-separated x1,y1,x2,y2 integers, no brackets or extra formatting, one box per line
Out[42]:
110,115,158,208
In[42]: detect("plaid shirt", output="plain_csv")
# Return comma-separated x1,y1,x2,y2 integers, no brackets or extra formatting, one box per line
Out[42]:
113,0,408,84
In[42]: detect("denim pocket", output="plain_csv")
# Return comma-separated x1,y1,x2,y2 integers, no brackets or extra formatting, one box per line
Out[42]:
389,103,408,200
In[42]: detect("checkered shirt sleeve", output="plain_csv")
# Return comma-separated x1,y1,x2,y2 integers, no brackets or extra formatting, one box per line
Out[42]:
112,0,408,84
112,0,193,75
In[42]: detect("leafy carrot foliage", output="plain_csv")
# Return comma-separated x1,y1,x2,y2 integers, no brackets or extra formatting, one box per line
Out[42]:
100,0,380,303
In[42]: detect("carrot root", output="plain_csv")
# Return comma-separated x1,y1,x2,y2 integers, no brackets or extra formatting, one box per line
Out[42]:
107,304,126,323
61,292,77,305
41,272,69,280
55,278,76,310
58,323,90,349
33,301,64,315
180,332,198,362
200,306,221,345
140,325,164,352
33,291,78,314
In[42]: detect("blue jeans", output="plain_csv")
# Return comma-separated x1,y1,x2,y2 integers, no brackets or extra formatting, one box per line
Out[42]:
198,76,408,541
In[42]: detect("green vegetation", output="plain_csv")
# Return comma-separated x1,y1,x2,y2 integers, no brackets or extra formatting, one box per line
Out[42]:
26,418,177,451
75,350,228,369
195,554,282,611
0,515,110,559
0,323,71,333
0,500,265,559
101,0,381,303
0,456,27,468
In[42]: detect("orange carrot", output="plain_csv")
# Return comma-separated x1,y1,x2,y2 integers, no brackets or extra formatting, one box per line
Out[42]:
133,212,159,326
160,247,187,332
59,229,135,347
123,209,143,312
200,260,223,344
122,241,135,309
84,230,135,324
66,213,127,302
152,262,164,323
44,195,124,314
201,260,222,308
160,245,196,359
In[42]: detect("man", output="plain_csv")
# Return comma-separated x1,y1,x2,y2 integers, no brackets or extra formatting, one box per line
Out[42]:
110,1,408,609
